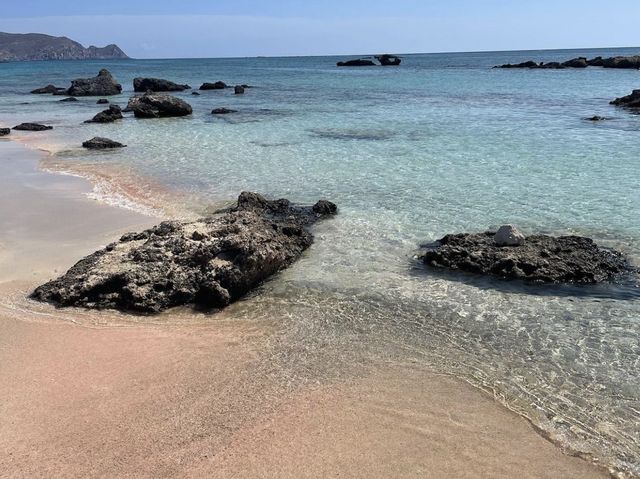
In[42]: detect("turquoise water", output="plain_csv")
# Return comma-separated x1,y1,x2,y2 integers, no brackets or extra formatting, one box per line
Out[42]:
1,48,639,475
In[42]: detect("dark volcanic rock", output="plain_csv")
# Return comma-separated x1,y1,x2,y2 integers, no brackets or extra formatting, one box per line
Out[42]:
585,115,607,121
0,128,10,136
610,89,640,109
200,81,227,90
211,107,237,114
82,137,126,149
31,84,66,94
96,98,109,104
421,228,633,284
562,57,588,68
496,55,640,70
31,192,338,313
132,93,193,118
337,59,376,67
59,97,79,102
67,69,122,96
495,61,540,69
375,54,401,66
601,56,640,69
133,77,191,92
84,105,123,123
12,122,53,131
234,85,245,95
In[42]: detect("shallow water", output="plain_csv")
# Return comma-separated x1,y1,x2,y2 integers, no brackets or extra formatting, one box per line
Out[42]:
1,48,639,476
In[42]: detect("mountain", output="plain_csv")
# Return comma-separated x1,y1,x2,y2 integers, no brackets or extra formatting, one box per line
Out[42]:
0,32,129,61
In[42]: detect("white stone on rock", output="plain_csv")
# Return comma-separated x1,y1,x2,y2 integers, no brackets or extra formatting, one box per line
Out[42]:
494,225,526,246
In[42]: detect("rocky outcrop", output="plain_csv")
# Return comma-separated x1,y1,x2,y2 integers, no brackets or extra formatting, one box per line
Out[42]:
0,128,10,136
337,59,376,67
234,85,245,95
31,84,66,94
131,93,193,118
133,78,191,92
0,32,128,61
82,137,126,149
84,105,123,123
200,81,227,90
12,123,53,131
421,227,633,284
212,108,237,114
67,69,122,96
495,55,640,70
96,98,109,104
31,192,338,313
610,89,640,109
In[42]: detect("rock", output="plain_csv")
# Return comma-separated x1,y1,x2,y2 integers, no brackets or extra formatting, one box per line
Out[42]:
421,230,632,284
585,115,607,121
494,225,526,246
337,59,376,67
234,85,245,95
495,61,540,69
96,98,109,104
67,69,122,96
211,108,237,114
587,56,604,67
0,128,10,136
610,89,640,109
123,95,142,112
375,54,401,66
562,57,588,68
537,62,565,69
82,137,126,149
12,123,53,131
31,84,67,94
84,104,123,123
200,81,227,90
59,97,79,102
31,192,338,313
601,56,640,69
133,77,191,92
132,93,193,118
192,91,200,96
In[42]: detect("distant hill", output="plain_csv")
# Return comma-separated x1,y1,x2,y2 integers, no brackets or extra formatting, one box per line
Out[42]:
0,32,128,61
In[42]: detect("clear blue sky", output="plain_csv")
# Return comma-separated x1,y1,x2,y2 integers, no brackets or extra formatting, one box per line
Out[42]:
1,0,638,58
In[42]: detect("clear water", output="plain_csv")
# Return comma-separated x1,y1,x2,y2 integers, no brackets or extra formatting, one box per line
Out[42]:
1,48,639,476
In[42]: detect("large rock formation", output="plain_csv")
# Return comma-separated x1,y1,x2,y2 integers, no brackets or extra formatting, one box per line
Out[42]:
82,137,126,149
131,93,193,118
133,77,191,92
31,192,338,313
421,227,633,284
610,89,640,109
0,32,128,61
12,122,53,131
67,69,122,96
84,104,123,123
495,55,640,70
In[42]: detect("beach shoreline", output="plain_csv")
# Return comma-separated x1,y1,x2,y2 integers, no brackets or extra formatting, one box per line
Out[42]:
0,138,616,478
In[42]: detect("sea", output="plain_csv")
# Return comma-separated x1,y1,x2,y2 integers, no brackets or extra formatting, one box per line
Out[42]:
1,47,639,476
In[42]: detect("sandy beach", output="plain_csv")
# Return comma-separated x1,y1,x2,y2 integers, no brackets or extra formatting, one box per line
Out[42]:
0,140,610,478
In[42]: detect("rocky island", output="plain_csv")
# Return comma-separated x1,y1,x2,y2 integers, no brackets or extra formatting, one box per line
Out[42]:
0,32,128,61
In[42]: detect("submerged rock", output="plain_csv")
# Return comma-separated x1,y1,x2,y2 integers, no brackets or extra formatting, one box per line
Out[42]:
421,229,632,284
337,59,376,67
12,123,53,131
31,84,66,94
82,137,126,149
67,69,122,96
96,98,109,104
192,91,201,96
31,192,338,313
133,77,191,92
0,128,10,136
131,93,192,118
585,115,607,121
59,97,79,102
200,81,227,90
211,107,237,114
84,104,123,123
610,89,640,109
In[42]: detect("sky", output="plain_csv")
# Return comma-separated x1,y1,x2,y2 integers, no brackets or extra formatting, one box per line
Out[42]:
1,0,638,58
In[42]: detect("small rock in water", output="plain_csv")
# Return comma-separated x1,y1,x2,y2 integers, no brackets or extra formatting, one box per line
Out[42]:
200,81,227,90
234,85,245,95
82,137,126,149
67,69,122,96
191,91,201,96
585,115,607,121
84,105,123,123
133,77,191,92
96,98,109,104
59,97,79,102
610,89,640,109
12,123,53,131
211,108,237,114
131,93,192,118
31,84,67,94
494,225,526,246
0,128,10,136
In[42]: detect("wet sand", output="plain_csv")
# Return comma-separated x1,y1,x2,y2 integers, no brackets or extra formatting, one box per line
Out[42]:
0,140,608,478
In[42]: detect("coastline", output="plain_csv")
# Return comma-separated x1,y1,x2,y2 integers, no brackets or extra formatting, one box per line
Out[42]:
0,139,614,477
